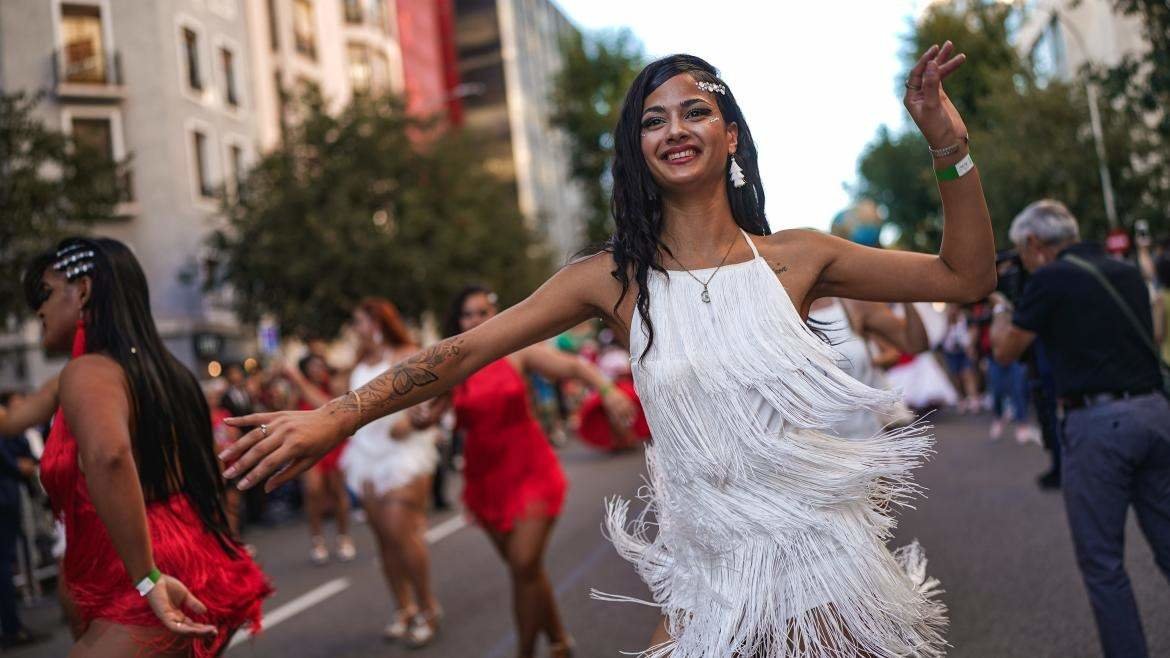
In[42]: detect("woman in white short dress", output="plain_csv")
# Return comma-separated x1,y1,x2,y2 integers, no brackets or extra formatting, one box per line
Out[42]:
340,298,441,648
224,43,995,657
809,298,929,439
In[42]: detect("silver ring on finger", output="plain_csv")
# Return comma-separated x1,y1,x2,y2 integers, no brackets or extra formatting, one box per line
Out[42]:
260,424,269,437
905,80,922,91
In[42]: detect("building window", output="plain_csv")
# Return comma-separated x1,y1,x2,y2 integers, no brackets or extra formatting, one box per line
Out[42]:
227,144,245,195
60,4,107,83
220,47,239,106
182,27,203,91
192,130,213,198
372,51,390,92
71,116,131,201
274,70,287,140
347,43,372,94
71,117,114,160
372,0,391,34
267,0,280,51
293,0,317,59
343,0,363,24
1031,17,1067,84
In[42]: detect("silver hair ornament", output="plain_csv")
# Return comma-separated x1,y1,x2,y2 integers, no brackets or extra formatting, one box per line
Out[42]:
697,81,727,95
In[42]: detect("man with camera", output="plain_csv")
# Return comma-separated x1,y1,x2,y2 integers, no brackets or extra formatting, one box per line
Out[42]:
991,199,1170,658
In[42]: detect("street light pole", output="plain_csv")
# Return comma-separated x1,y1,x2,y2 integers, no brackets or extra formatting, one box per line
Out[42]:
1050,9,1119,228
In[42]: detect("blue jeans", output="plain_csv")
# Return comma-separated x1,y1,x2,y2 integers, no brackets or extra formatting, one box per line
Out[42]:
1062,393,1170,658
988,360,1028,421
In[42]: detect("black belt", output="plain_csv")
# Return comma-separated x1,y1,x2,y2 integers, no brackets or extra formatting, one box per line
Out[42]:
1059,388,1156,411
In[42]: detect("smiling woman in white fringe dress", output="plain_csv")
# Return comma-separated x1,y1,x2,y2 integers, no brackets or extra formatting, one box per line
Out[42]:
219,41,995,658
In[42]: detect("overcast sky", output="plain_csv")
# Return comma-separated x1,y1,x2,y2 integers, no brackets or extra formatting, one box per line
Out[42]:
553,0,933,231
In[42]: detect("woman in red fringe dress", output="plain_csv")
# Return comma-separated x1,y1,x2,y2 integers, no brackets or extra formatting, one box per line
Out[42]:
24,238,271,657
284,354,356,565
418,285,636,658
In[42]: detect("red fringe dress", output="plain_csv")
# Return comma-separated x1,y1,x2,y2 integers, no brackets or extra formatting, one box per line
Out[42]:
452,358,567,533
575,377,652,451
40,331,272,656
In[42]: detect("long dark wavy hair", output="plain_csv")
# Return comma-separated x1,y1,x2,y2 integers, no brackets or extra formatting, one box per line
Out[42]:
443,285,495,338
607,54,769,358
24,237,239,555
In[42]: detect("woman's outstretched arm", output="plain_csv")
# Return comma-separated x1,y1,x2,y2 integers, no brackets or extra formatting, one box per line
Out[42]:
221,254,613,491
0,374,59,435
850,301,931,355
514,343,637,430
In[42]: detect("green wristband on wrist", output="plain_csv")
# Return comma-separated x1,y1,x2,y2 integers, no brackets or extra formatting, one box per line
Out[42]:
599,382,615,396
135,567,161,597
935,153,975,182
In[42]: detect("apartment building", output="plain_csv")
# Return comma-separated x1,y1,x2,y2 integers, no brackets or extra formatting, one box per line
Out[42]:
0,0,259,386
1015,0,1146,80
454,0,586,262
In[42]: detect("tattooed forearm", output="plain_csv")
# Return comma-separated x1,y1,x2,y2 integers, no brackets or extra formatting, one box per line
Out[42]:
328,337,466,429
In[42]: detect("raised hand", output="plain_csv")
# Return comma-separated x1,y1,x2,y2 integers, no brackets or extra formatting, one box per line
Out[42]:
903,41,968,149
146,574,218,638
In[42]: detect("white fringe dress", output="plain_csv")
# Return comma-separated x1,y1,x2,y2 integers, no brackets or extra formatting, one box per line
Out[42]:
596,231,947,657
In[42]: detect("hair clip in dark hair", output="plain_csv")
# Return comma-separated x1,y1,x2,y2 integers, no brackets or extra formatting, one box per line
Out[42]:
53,249,96,281
55,243,87,258
697,81,727,95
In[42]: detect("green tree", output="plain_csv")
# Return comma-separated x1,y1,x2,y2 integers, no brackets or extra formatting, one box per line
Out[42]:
207,89,548,339
1093,0,1170,231
855,1,1155,249
0,92,126,324
550,28,645,245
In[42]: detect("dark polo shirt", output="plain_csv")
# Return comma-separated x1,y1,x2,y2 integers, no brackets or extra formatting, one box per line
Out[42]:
1012,242,1161,398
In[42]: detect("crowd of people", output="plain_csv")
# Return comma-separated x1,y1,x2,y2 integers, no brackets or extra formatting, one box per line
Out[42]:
0,42,1167,658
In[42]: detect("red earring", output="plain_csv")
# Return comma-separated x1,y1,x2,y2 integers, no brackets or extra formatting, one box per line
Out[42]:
71,317,88,358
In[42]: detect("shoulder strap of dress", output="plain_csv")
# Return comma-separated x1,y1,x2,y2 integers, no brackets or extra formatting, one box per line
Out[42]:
740,229,760,258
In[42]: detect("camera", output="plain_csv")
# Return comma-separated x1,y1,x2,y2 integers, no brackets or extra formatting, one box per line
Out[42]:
995,249,1029,305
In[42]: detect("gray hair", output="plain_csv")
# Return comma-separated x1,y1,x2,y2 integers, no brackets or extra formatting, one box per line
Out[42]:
1008,199,1080,246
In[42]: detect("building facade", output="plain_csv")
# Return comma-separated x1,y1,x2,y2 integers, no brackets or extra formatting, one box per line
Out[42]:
245,0,408,151
1,0,582,389
0,0,260,387
454,0,586,263
1015,0,1146,80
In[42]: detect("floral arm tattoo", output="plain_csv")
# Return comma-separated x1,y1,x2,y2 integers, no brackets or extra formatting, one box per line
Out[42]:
328,337,466,427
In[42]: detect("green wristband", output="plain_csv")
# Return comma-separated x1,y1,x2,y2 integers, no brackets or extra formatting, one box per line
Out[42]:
135,567,161,596
935,153,974,182
599,382,615,396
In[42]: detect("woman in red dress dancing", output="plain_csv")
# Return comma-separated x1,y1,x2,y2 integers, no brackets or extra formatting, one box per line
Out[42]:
284,354,356,565
424,286,636,658
24,238,271,657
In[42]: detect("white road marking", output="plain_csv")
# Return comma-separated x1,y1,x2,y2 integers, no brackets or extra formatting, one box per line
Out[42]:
425,513,468,544
228,577,350,648
228,513,468,650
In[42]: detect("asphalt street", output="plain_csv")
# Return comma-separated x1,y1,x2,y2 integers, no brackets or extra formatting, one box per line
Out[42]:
11,412,1170,657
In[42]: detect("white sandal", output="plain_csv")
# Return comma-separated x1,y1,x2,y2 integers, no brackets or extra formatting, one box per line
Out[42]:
406,608,443,649
383,608,417,642
309,536,329,565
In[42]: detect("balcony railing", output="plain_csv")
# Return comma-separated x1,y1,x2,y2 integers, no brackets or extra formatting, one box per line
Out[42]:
52,49,126,100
